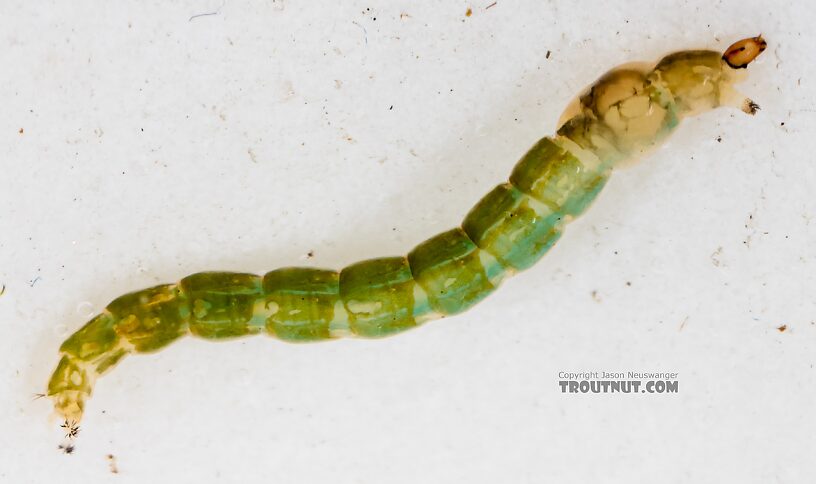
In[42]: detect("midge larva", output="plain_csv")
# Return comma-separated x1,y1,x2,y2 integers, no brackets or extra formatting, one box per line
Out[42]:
46,36,767,438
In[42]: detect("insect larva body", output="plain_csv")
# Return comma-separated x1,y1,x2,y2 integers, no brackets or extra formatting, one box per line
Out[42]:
47,36,767,430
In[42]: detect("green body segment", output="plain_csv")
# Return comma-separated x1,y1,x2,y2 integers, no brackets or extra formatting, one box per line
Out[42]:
107,284,190,353
339,257,422,337
49,355,90,398
509,137,610,218
463,182,564,271
263,267,339,341
557,116,623,165
408,228,497,315
59,313,118,362
180,272,263,339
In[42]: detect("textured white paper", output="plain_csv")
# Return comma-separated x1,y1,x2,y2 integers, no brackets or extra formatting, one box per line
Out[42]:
1,1,814,482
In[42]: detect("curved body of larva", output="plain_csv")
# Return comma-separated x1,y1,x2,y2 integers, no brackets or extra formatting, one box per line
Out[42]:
47,37,766,430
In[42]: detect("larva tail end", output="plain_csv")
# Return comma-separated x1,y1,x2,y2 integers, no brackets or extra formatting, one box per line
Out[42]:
47,354,93,426
723,35,767,69
50,390,87,424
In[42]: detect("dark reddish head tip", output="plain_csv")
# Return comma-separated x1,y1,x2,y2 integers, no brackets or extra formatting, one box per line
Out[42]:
723,35,767,69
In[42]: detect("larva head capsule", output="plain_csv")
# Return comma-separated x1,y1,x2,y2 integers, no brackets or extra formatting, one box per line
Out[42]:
723,35,767,69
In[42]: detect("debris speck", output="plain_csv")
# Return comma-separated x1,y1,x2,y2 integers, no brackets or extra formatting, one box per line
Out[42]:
465,7,472,17
307,250,314,258
710,246,723,267
58,443,75,455
625,281,632,287
247,148,258,163
590,290,601,302
679,316,689,331
28,276,42,287
744,210,757,248
716,135,722,142
0,284,5,296
18,128,24,134
107,454,119,474
351,21,368,45
546,50,551,59
400,12,411,20
486,1,497,9
777,324,787,333
189,0,226,21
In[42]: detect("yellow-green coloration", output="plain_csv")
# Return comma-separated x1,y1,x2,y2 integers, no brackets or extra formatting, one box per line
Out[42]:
59,313,118,362
108,284,189,353
463,182,564,271
46,38,766,428
509,138,610,218
263,268,339,341
650,51,728,116
339,257,422,337
408,228,497,315
181,272,263,339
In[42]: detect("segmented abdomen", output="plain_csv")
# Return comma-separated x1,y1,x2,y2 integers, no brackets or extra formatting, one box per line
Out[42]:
49,134,614,412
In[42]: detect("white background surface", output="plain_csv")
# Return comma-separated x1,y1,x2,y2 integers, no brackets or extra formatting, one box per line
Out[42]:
2,1,815,482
